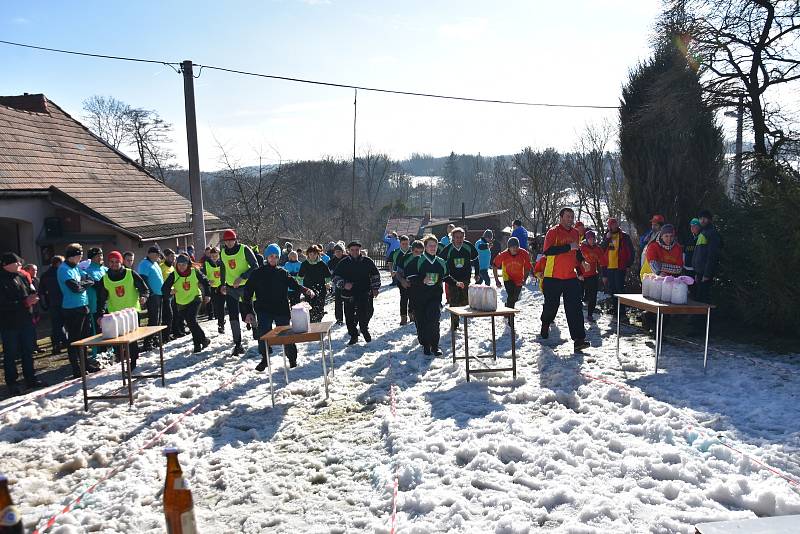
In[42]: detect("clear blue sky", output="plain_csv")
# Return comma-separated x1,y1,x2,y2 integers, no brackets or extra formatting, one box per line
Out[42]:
2,0,667,170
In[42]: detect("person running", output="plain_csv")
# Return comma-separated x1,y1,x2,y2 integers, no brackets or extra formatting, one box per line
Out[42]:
39,255,68,355
327,243,346,325
511,219,529,252
492,236,532,314
137,245,165,349
298,245,331,322
645,224,684,276
122,251,135,270
396,239,423,325
540,208,589,351
332,241,381,345
579,230,607,321
438,227,479,330
600,217,634,312
58,244,100,377
476,229,494,286
161,254,212,354
283,251,303,306
404,235,464,355
96,251,150,368
202,246,226,334
1,252,44,395
383,231,401,271
389,236,412,323
439,224,456,248
244,244,315,370
219,229,260,356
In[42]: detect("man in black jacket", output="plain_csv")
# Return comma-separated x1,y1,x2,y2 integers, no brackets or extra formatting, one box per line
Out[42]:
327,244,346,325
692,209,722,305
0,253,44,396
243,243,314,370
39,255,68,354
332,241,381,345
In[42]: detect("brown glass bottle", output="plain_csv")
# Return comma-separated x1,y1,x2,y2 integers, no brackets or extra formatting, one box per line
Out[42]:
163,448,198,534
0,474,23,534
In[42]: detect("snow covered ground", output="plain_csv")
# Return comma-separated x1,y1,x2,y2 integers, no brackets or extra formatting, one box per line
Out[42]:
1,274,799,533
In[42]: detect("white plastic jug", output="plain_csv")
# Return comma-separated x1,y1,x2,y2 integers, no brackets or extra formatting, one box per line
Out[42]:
671,280,689,304
642,274,653,299
101,313,120,339
291,303,311,333
661,276,677,302
128,308,138,333
468,284,498,311
651,276,665,301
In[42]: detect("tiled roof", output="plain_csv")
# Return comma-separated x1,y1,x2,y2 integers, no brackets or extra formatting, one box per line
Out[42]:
385,216,426,237
0,94,224,240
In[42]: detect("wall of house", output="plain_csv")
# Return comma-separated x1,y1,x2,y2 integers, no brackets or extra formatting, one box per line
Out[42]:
0,197,53,264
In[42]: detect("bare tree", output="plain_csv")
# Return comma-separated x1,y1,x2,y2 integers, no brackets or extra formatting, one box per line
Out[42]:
82,95,130,150
215,140,286,245
513,148,570,235
566,122,627,234
125,108,176,182
666,0,800,179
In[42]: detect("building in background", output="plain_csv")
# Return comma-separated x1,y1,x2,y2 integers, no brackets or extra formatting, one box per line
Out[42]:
0,94,226,264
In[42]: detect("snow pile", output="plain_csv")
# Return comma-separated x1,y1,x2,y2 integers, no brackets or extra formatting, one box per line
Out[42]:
0,275,798,533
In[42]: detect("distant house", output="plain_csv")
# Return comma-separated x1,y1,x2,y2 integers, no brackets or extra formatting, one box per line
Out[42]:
422,209,510,245
0,93,227,265
384,212,431,241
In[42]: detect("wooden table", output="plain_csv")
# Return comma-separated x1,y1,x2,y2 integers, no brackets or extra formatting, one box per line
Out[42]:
446,306,521,381
615,294,715,374
71,325,167,411
261,321,334,405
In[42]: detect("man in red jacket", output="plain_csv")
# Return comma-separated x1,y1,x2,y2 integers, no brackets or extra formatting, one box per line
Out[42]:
540,208,589,351
600,217,634,313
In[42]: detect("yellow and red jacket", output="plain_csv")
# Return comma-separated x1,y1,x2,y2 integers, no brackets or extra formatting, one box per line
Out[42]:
644,240,684,276
493,249,532,286
579,243,607,277
542,224,581,280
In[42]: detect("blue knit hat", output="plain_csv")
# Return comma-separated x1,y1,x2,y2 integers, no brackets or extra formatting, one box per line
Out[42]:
265,243,281,258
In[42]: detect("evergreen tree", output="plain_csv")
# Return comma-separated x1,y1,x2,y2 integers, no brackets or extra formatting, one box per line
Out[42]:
619,34,725,239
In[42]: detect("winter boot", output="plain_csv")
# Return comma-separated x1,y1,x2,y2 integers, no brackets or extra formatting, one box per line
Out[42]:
218,324,225,334
540,323,550,339
574,339,590,351
255,356,269,372
363,330,372,343
231,343,245,357
400,315,408,326
348,335,358,346
423,346,432,356
289,357,297,369
432,346,443,356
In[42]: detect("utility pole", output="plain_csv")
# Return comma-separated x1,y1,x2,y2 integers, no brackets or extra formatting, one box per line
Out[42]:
725,95,744,198
181,60,206,251
351,88,357,241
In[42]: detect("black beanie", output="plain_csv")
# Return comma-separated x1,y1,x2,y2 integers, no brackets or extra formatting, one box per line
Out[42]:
64,244,83,259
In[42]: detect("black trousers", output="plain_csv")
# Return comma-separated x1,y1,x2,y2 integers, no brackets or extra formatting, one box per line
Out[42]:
224,291,243,345
307,286,327,323
334,290,344,322
145,294,163,345
414,291,442,349
541,278,586,341
344,294,373,338
399,285,411,318
177,298,206,348
210,287,226,329
170,296,184,336
503,281,522,309
162,296,173,338
582,275,599,316
255,311,297,363
63,306,89,377
447,282,469,328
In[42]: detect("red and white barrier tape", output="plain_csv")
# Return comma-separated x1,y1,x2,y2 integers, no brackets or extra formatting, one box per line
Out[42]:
579,371,800,489
32,367,246,534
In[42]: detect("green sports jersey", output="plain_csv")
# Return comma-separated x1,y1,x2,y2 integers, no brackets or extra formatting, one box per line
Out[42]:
438,241,478,282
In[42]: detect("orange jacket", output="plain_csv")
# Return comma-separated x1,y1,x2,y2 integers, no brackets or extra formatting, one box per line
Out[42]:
579,243,607,277
493,249,532,286
542,224,581,280
645,240,684,276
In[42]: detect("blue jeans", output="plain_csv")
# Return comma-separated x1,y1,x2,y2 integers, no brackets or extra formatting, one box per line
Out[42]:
255,310,297,363
478,269,491,286
2,322,36,385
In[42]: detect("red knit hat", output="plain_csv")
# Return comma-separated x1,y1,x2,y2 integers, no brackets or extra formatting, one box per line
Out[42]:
650,214,665,224
222,229,237,241
107,251,123,263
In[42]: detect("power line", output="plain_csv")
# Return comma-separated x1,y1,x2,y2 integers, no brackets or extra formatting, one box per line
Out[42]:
0,39,181,71
193,63,618,109
0,38,618,109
